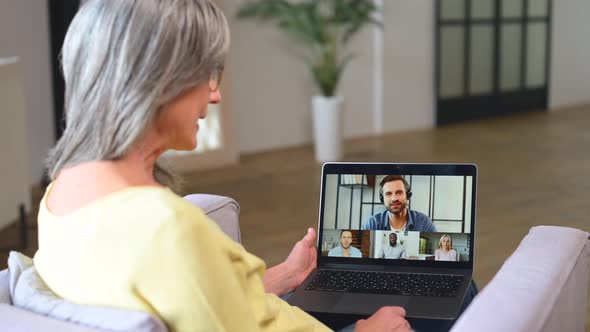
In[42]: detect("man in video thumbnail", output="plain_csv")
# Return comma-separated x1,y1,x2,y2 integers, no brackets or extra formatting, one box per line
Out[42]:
328,230,362,258
377,233,407,259
362,175,436,232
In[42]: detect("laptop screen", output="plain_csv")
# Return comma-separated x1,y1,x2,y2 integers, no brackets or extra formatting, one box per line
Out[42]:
317,163,477,268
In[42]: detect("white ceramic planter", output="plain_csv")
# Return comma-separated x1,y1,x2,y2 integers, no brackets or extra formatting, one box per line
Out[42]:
311,95,343,162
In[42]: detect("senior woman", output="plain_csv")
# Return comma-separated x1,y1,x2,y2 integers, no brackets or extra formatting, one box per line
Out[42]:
34,1,410,331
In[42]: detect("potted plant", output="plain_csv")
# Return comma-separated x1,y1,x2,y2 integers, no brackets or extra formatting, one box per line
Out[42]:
237,0,380,161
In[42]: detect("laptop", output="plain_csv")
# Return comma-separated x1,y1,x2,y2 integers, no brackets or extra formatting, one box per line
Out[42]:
287,162,477,320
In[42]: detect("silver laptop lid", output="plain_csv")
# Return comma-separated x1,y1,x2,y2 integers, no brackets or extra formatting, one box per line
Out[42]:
317,162,477,270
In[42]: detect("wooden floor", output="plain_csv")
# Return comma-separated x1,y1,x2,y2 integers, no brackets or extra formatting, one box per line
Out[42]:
1,105,589,329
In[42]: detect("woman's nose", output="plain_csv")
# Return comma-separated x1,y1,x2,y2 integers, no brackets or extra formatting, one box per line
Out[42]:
209,90,222,104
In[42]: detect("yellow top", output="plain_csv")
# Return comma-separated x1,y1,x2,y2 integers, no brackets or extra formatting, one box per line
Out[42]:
34,185,331,332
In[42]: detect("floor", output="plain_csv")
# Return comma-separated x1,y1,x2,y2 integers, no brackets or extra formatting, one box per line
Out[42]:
1,105,589,330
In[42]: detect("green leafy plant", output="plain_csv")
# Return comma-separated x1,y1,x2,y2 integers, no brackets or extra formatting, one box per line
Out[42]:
237,0,381,97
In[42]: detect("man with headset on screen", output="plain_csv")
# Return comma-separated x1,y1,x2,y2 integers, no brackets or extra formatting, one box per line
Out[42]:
362,175,437,232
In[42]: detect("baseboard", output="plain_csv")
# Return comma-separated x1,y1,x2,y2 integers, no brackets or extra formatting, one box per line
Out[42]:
549,102,590,113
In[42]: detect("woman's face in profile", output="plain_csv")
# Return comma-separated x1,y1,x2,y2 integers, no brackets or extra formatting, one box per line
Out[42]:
156,82,222,151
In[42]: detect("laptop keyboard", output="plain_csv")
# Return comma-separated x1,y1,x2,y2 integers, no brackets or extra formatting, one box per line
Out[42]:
305,270,463,297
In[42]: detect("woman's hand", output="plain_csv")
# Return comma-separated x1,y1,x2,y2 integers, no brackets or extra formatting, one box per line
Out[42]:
283,227,317,287
355,306,412,332
263,228,317,296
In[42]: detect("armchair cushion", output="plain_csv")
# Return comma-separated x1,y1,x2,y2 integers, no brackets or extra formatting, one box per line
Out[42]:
0,303,102,332
0,269,10,304
8,251,167,332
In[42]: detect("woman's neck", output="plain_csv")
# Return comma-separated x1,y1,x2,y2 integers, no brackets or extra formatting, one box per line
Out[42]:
114,129,169,184
47,133,167,216
117,143,163,185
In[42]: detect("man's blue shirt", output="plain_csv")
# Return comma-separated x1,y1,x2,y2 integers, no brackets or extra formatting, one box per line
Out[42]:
328,245,363,258
362,209,437,232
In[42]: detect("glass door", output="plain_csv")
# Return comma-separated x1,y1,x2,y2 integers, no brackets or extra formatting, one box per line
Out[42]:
436,0,552,125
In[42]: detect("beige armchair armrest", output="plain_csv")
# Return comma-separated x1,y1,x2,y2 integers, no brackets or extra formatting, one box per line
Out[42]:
451,226,590,332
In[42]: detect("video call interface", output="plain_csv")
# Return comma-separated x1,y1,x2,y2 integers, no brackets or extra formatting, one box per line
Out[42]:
320,174,473,263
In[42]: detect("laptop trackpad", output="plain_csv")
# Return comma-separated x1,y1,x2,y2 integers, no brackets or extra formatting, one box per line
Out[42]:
334,294,409,315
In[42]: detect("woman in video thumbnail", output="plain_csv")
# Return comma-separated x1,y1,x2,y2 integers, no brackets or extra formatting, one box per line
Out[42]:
435,234,459,261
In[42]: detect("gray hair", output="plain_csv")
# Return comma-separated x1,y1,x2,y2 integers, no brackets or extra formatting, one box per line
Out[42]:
46,0,230,190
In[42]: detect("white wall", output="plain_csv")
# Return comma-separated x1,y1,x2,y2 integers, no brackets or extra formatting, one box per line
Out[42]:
382,1,435,132
549,0,590,110
0,0,54,185
225,1,434,154
0,60,31,230
226,8,315,153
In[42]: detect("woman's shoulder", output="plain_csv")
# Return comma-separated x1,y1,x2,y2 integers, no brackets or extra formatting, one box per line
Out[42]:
43,184,208,229
116,187,208,224
62,184,199,216
104,187,227,244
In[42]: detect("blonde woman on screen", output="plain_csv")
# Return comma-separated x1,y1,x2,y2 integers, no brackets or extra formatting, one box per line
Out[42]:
435,234,459,261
